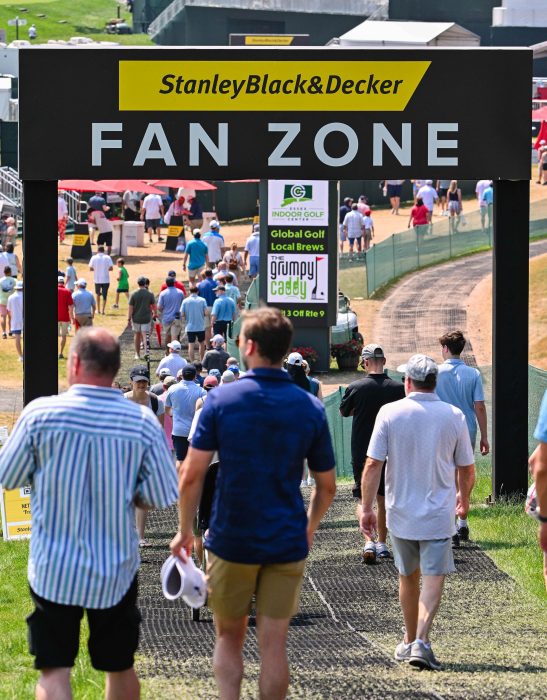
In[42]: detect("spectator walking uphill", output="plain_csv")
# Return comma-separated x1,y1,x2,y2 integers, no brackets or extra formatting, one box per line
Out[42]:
342,203,365,260
7,279,23,361
203,334,230,374
156,339,187,378
184,230,209,285
0,328,178,700
436,330,488,547
361,354,475,670
202,220,225,268
244,224,260,279
124,365,166,547
89,246,113,315
128,276,156,361
113,258,129,309
157,276,185,347
340,344,404,564
529,389,547,591
141,191,164,243
165,363,206,469
170,307,336,700
72,279,96,330
210,285,236,339
0,265,15,338
57,275,74,359
181,285,208,363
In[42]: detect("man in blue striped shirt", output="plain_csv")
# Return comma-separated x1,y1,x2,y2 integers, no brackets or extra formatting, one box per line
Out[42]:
0,327,178,700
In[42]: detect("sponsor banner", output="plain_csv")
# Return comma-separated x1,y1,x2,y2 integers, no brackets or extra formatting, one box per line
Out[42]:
1,484,32,540
268,181,328,226
268,253,328,305
119,60,429,112
229,34,310,46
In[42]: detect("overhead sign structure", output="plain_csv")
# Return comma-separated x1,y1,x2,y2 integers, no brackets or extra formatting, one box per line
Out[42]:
19,48,530,181
17,46,533,498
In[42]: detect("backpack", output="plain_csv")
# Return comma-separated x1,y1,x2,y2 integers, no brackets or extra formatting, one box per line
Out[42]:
149,392,159,415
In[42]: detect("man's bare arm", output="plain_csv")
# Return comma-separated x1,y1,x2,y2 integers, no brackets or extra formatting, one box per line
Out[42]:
307,468,336,548
474,400,489,454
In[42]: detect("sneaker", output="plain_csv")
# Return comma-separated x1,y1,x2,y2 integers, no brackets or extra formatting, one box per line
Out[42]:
300,480,307,488
452,533,460,549
158,236,164,242
112,304,119,309
363,542,376,565
376,543,392,559
457,525,469,542
2,332,6,339
409,640,441,671
18,356,23,363
58,353,64,360
138,539,152,548
134,353,141,360
307,477,316,487
394,640,412,662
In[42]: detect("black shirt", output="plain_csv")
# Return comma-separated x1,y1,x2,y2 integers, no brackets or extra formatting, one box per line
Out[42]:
339,374,405,471
339,204,351,225
202,348,230,373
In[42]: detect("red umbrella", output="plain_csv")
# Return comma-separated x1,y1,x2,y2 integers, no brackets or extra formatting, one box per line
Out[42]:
147,179,217,190
95,179,164,194
224,179,260,183
58,179,119,192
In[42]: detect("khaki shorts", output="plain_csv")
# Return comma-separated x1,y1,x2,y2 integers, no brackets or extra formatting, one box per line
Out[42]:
75,314,93,328
206,552,306,620
58,322,69,337
163,318,182,337
188,265,205,279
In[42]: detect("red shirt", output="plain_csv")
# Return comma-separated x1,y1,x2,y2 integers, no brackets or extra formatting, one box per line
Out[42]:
160,280,187,297
410,204,429,227
58,284,73,322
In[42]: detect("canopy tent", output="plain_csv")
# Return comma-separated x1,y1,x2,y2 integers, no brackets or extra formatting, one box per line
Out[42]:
95,180,164,194
58,179,119,192
148,179,217,190
532,106,547,122
336,20,480,47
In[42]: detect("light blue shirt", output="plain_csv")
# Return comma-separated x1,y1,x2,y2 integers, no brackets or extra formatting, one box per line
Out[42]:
436,359,485,445
225,283,241,306
0,385,178,608
211,295,236,322
65,265,77,291
181,294,207,332
482,186,493,204
158,287,184,323
534,390,547,443
72,288,96,315
185,238,208,270
166,381,206,437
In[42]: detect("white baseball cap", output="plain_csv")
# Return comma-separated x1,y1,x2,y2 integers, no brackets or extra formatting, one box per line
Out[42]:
167,340,182,351
287,352,303,366
76,278,87,287
161,554,207,608
397,354,438,381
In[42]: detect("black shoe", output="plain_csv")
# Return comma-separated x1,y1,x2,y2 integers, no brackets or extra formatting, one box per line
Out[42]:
458,525,469,542
452,533,460,549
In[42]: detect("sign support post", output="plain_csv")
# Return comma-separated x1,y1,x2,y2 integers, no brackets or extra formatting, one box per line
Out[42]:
23,180,58,404
492,179,530,498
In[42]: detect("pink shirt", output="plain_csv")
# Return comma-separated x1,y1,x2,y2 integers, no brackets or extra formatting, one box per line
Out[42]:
158,392,173,450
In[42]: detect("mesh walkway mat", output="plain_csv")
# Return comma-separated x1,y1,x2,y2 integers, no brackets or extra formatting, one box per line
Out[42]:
135,487,546,699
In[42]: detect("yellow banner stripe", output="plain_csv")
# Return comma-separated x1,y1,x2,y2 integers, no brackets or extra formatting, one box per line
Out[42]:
119,60,430,112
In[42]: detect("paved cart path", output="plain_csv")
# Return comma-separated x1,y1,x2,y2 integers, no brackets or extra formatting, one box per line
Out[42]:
374,238,547,370
135,487,546,699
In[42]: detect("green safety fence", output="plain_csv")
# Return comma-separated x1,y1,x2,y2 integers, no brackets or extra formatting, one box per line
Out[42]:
323,364,547,480
365,198,547,297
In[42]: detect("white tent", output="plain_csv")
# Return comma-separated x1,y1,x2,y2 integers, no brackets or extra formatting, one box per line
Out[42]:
336,20,480,47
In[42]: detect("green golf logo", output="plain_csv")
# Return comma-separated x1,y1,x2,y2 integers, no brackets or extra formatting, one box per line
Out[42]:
281,184,312,207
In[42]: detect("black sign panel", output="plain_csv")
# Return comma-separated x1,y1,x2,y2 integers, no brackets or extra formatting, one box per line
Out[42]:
19,47,531,180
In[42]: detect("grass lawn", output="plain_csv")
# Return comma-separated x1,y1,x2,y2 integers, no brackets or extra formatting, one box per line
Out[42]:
0,0,153,45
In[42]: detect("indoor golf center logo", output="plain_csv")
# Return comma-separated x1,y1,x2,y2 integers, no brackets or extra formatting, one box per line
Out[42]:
268,180,329,226
281,184,312,206
267,254,328,303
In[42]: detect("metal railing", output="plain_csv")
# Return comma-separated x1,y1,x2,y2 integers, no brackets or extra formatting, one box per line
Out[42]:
0,166,83,224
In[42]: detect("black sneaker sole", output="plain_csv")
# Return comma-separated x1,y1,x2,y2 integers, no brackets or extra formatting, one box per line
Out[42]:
362,552,376,565
409,657,441,671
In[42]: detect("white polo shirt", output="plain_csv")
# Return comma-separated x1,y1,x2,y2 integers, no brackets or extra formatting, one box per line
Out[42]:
367,392,474,541
89,253,113,284
142,194,163,219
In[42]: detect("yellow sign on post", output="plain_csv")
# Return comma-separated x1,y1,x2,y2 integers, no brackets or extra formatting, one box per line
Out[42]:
1,484,32,540
167,225,184,237
72,234,89,247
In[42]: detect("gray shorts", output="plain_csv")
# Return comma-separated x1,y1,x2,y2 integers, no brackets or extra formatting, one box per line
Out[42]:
391,535,455,576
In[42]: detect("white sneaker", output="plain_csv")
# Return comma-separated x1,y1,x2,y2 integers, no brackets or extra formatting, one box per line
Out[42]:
307,477,316,487
134,354,140,360
300,480,307,488
18,356,23,363
363,541,376,564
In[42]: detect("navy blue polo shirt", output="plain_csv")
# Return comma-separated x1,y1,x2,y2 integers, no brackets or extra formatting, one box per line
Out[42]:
192,368,335,564
198,277,217,307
